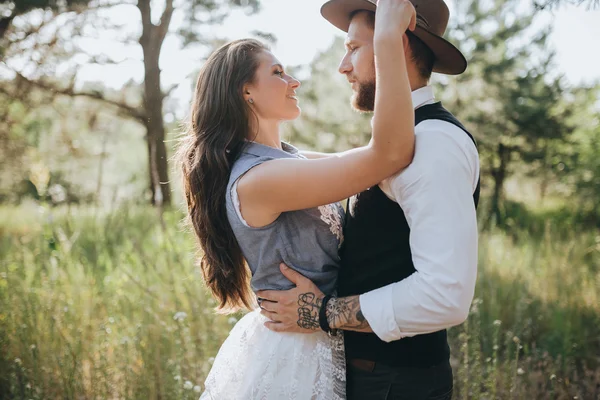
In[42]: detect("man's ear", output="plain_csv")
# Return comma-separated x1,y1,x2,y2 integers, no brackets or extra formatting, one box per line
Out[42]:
403,33,411,56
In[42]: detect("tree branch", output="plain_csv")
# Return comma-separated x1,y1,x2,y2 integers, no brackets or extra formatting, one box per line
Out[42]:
15,72,147,123
162,83,179,100
157,0,174,46
136,0,152,46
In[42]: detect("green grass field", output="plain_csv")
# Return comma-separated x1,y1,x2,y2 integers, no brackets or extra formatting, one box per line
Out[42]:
1,203,598,399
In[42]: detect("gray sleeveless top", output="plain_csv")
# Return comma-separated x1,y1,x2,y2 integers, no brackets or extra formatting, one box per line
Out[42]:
225,141,345,295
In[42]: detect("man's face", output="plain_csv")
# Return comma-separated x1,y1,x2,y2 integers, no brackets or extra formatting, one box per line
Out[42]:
339,11,376,112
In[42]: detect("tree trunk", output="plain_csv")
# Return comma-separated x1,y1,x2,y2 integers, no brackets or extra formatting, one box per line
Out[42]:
146,132,157,205
490,143,509,226
138,0,173,207
143,47,171,206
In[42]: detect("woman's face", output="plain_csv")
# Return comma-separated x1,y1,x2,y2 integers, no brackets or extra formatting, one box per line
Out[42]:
245,50,301,121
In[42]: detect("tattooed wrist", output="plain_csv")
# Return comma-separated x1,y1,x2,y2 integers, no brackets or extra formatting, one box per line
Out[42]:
326,296,372,333
296,292,323,331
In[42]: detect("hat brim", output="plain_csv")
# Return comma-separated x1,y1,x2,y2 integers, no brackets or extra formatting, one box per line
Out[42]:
321,0,467,75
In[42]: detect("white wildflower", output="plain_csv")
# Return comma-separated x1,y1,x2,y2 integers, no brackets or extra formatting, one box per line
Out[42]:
174,375,181,382
173,312,188,322
493,320,502,326
184,380,193,390
517,368,524,375
193,385,202,393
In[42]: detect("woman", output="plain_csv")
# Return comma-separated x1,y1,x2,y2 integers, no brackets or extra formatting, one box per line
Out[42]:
179,2,417,398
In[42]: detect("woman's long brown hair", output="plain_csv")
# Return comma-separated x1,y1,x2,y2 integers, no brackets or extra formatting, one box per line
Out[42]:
178,39,267,313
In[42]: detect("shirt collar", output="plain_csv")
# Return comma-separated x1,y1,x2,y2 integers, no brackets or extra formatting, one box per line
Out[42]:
411,85,435,110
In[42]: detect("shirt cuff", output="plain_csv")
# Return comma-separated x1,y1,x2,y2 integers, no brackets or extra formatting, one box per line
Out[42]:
359,285,403,342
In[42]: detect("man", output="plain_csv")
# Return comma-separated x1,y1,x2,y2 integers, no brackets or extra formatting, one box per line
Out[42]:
257,0,480,398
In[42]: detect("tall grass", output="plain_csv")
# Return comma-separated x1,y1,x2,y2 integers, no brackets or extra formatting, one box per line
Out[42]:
1,203,598,399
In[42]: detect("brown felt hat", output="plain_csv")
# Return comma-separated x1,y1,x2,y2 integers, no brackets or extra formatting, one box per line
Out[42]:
321,0,467,75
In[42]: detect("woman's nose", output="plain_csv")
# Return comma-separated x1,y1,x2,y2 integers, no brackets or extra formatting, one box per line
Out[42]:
289,77,301,89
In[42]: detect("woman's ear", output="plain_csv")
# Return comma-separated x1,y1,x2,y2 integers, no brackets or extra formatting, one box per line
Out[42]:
243,84,252,102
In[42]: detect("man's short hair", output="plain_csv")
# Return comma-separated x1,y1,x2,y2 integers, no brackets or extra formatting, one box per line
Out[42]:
353,10,435,81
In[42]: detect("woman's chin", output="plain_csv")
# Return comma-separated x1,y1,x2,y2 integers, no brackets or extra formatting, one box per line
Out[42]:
283,108,301,121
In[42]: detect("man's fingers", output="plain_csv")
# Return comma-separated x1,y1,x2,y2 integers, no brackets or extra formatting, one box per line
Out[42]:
256,290,282,302
260,309,280,322
259,299,279,313
279,263,309,285
264,321,285,332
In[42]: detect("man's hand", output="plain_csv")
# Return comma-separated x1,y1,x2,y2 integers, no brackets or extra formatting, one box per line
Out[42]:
256,264,325,333
257,263,375,334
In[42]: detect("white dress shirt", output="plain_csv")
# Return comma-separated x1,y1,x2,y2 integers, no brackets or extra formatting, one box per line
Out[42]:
358,86,480,343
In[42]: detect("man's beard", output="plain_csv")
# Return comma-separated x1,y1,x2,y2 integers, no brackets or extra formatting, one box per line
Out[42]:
352,80,376,112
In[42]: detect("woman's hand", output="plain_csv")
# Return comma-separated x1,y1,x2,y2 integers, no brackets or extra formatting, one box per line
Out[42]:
375,0,417,45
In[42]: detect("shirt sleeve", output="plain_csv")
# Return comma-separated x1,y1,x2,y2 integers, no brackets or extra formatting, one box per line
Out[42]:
359,121,479,342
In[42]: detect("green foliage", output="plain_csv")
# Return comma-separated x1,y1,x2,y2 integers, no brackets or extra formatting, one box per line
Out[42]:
176,0,262,47
0,81,147,205
0,0,92,49
3,0,89,10
0,204,598,398
564,86,600,212
434,0,599,223
534,0,600,9
0,204,235,399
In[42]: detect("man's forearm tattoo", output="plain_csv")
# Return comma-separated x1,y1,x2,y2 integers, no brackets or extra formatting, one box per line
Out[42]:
326,295,371,332
296,292,322,330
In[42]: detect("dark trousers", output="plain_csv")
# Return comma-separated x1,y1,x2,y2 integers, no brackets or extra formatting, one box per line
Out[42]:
346,359,453,400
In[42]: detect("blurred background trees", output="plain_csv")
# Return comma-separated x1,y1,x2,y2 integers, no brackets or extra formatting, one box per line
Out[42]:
1,0,261,206
2,0,598,214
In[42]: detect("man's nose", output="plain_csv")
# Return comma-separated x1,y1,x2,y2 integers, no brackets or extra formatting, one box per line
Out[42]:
338,53,352,75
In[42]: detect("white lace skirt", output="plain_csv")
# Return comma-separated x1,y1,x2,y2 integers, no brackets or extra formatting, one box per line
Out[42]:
200,309,346,400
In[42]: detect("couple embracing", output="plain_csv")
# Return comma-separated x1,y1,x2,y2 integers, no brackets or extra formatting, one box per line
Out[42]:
178,0,480,398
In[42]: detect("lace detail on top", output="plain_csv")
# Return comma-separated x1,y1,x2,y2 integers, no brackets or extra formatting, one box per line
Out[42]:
318,204,344,248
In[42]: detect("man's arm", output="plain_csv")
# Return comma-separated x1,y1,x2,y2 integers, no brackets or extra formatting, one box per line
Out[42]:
358,123,479,342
